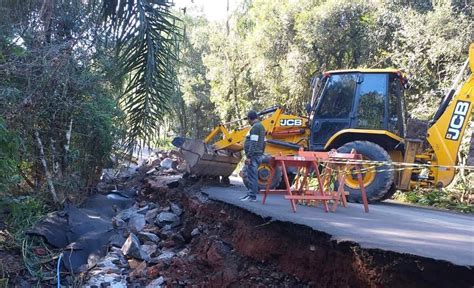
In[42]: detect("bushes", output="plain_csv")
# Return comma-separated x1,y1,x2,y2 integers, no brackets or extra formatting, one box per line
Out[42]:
395,189,473,213
0,119,20,191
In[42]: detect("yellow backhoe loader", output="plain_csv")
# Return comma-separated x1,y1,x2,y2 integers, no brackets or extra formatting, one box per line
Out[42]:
173,44,474,202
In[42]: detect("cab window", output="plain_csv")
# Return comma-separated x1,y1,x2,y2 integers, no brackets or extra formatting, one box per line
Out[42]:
356,74,387,129
316,74,357,119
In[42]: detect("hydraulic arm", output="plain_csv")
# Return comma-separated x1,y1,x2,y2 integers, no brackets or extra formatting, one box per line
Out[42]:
418,44,474,188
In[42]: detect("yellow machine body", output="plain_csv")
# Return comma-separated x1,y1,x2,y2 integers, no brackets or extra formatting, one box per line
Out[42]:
207,108,310,156
422,44,474,188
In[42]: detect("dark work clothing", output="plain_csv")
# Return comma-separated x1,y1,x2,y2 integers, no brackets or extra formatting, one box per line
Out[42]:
244,120,266,158
245,155,263,198
243,120,266,197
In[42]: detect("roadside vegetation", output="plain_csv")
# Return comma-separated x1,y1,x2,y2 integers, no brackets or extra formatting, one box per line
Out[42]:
0,0,179,283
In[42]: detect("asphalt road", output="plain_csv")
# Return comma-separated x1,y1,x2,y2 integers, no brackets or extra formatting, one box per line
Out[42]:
202,177,474,267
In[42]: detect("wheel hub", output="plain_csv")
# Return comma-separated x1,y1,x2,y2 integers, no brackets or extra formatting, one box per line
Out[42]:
258,166,271,181
345,164,376,189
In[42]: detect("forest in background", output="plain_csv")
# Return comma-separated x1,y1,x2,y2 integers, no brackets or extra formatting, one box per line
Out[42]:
0,0,473,215
172,0,473,136
171,0,473,210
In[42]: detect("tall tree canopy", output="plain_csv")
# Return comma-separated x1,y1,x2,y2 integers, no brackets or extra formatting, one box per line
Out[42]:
172,0,473,131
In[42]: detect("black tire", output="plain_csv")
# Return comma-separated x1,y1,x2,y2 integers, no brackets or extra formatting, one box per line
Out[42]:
220,176,230,186
276,173,296,189
337,141,394,203
381,183,397,201
241,155,282,190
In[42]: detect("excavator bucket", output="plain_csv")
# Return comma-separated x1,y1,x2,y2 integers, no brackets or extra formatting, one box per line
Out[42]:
172,137,241,177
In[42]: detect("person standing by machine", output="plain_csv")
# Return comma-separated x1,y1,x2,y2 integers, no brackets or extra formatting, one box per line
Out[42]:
240,110,266,202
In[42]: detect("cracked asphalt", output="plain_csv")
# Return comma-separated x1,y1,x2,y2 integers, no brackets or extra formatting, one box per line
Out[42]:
202,177,474,267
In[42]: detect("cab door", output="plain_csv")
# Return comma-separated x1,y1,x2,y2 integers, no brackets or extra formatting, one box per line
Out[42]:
310,73,358,150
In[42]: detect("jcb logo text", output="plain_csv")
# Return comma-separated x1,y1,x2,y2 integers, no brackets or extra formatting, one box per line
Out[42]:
280,119,303,126
445,101,470,141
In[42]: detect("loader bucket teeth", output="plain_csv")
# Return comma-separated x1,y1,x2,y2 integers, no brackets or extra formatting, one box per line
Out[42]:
177,138,241,177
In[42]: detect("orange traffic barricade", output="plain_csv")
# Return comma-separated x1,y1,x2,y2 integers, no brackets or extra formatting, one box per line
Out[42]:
260,149,369,213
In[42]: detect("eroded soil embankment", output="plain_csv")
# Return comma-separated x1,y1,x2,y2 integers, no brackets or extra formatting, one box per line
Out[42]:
142,180,473,288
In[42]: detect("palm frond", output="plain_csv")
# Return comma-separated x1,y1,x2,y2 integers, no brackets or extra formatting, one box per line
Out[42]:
101,0,181,149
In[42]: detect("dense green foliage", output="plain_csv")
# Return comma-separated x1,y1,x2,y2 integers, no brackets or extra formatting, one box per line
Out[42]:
0,119,20,190
173,0,473,208
174,0,473,125
0,0,180,203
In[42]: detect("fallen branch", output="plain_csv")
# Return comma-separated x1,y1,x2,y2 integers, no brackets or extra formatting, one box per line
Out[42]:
18,167,35,189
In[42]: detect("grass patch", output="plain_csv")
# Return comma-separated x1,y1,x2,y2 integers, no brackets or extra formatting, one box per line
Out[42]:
393,189,473,213
3,197,46,246
0,196,58,283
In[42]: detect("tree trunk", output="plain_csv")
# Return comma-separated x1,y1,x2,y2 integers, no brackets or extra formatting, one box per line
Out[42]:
35,130,59,203
39,0,55,44
62,118,73,174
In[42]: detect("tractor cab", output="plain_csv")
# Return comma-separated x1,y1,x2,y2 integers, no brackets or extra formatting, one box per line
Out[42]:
309,70,408,151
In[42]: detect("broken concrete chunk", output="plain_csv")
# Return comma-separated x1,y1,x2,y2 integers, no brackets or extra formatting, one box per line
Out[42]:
190,228,200,237
128,259,142,270
136,205,150,215
116,208,136,221
161,224,172,231
121,233,149,261
156,250,175,261
145,208,160,224
128,213,146,233
141,243,158,258
177,248,189,257
129,260,147,279
138,232,160,243
163,168,176,174
155,212,180,228
146,276,164,288
85,249,128,287
176,163,187,172
86,273,127,288
112,217,127,230
170,203,183,216
160,158,173,169
109,234,126,247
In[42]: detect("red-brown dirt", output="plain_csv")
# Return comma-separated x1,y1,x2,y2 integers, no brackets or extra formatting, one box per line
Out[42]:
139,178,474,288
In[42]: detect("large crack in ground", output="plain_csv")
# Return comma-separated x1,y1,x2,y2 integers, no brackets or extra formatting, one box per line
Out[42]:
138,177,473,288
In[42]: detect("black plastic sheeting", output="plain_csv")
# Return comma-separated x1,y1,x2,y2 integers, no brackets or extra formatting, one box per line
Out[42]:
27,191,134,273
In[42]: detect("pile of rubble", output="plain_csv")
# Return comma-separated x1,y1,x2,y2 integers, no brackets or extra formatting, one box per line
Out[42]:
83,150,308,287
145,150,187,176
85,199,191,288
98,149,186,193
